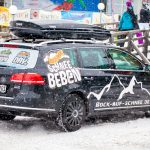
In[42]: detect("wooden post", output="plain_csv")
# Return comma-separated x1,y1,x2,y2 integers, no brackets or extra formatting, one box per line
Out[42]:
131,41,150,65
109,34,114,44
127,32,133,52
143,30,149,57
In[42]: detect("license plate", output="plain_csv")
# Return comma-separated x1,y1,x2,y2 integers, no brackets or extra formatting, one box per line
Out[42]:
0,85,6,93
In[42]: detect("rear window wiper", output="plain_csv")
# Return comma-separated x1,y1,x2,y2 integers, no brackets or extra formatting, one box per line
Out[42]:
0,65,16,68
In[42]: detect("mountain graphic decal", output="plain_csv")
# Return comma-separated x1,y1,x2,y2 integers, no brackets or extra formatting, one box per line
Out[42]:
87,75,150,101
87,75,125,100
118,76,150,101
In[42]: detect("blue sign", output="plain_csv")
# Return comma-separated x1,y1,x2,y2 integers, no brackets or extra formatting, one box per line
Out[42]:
61,11,92,23
52,0,100,12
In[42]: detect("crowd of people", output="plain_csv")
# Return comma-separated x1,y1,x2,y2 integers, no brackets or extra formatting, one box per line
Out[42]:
118,1,150,47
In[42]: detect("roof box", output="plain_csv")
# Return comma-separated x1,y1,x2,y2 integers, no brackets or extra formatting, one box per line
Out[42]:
10,20,111,41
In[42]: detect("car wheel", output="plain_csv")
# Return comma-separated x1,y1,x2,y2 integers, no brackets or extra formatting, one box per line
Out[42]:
0,114,16,121
56,94,86,132
145,111,150,118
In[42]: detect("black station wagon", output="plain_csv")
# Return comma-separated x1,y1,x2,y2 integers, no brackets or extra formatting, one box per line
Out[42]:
0,20,150,132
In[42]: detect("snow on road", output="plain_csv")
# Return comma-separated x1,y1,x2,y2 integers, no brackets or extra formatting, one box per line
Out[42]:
0,116,150,150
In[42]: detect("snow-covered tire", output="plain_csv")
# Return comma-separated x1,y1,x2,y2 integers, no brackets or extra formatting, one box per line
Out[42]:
56,94,86,132
0,114,16,121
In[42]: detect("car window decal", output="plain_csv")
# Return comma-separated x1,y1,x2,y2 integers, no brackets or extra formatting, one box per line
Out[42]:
46,50,64,65
12,51,30,66
0,49,12,62
44,49,81,89
0,47,38,69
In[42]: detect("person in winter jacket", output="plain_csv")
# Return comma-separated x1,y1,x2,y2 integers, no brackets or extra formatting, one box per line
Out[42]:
119,3,138,30
118,2,138,47
139,4,150,30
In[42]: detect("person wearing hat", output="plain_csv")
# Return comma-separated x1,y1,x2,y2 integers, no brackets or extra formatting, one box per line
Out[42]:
139,3,150,30
118,1,138,47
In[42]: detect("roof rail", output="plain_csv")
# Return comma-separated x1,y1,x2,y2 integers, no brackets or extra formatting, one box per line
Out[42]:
37,38,109,46
4,37,111,47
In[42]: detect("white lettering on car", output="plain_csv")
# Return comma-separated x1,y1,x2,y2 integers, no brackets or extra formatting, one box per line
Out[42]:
45,50,81,89
47,69,81,89
87,74,150,109
12,51,30,66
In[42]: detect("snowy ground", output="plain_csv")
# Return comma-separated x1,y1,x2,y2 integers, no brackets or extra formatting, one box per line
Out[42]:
0,114,150,150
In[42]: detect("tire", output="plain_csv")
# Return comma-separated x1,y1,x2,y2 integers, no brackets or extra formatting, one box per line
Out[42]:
56,94,86,132
145,111,150,118
0,114,16,121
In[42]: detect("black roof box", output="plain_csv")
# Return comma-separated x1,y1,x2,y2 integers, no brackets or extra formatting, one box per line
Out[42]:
10,20,111,40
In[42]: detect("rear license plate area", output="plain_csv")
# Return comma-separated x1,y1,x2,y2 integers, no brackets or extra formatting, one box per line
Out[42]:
0,85,7,93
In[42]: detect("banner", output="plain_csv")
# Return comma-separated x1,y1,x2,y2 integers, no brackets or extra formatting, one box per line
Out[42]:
0,7,10,27
14,9,31,20
12,0,100,12
142,0,150,3
92,12,100,24
61,11,92,24
39,10,61,20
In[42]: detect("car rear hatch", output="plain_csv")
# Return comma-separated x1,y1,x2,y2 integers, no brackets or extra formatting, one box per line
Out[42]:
0,43,40,99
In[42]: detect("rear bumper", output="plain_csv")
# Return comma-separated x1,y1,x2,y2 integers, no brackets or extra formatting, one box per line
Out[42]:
0,95,56,118
0,104,57,119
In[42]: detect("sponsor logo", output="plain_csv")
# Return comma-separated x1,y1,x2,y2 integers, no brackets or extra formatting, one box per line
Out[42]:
0,49,11,62
87,75,150,109
46,50,64,65
12,51,30,66
44,50,81,89
16,23,23,27
95,100,150,110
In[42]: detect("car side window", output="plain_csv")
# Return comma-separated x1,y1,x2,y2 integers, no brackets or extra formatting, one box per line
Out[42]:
78,47,110,69
63,48,78,67
108,48,143,70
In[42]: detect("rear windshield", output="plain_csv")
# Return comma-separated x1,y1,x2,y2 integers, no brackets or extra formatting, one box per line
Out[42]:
0,47,39,69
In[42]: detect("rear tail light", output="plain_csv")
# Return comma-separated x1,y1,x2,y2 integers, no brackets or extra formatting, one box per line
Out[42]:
10,73,45,85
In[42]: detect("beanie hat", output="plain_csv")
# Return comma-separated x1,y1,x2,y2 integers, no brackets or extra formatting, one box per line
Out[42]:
126,1,132,7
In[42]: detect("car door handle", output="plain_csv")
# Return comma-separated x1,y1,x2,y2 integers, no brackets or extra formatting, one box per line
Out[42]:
84,77,94,80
